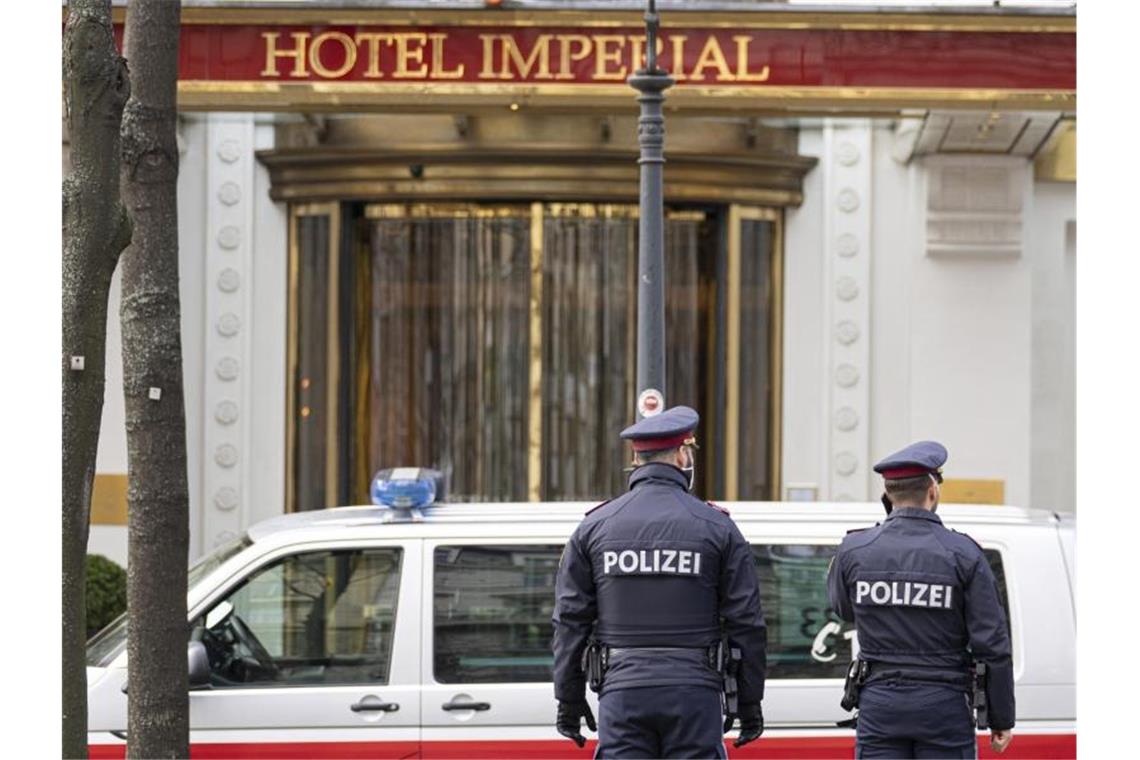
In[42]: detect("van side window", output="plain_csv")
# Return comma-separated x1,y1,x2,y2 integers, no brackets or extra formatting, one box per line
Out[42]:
751,544,852,679
983,549,1013,638
434,544,561,683
192,548,402,687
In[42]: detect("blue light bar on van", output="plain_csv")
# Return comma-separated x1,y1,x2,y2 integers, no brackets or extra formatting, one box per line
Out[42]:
370,467,444,509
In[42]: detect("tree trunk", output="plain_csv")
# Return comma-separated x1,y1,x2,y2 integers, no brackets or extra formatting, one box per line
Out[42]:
62,1,132,757
119,1,189,757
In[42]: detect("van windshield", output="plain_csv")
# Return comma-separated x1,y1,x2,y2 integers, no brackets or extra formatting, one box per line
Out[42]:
85,535,252,667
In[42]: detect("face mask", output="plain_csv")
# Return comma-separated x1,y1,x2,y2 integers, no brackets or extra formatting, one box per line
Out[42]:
929,474,941,512
681,447,696,492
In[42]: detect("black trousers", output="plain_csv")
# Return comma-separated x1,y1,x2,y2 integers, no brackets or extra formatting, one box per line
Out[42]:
855,681,977,759
595,684,726,759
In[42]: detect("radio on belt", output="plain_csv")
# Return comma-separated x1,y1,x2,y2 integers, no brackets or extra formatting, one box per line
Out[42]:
370,467,445,516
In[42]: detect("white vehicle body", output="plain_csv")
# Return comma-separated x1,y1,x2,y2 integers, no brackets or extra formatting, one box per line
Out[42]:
87,502,1075,759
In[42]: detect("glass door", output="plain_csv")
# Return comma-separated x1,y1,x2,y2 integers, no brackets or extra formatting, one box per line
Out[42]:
727,205,784,500
539,204,718,501
287,204,342,512
358,204,532,503
286,201,782,509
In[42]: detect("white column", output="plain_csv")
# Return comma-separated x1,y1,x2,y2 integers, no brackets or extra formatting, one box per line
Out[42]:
821,121,873,501
202,114,257,551
248,117,288,526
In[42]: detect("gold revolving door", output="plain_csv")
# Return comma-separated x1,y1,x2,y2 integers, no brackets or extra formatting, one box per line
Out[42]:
267,113,813,509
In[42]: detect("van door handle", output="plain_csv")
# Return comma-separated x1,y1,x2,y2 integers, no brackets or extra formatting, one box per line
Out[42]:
351,698,400,713
442,699,491,712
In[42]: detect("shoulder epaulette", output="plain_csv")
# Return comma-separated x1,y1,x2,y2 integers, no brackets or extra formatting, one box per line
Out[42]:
951,528,984,551
585,499,611,515
706,500,730,516
846,523,879,535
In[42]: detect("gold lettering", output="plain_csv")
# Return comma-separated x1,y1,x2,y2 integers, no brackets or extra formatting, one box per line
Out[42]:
627,34,665,73
501,34,554,80
355,33,390,78
732,35,770,82
593,34,627,81
628,34,644,72
669,35,688,81
429,33,465,79
555,34,593,81
691,36,733,82
391,33,429,79
479,34,498,79
309,31,357,79
261,32,310,78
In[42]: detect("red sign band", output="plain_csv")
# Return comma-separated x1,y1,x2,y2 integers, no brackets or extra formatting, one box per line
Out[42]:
103,24,1074,91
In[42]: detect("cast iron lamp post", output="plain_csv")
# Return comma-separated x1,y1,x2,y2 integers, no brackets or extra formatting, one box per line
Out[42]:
629,0,674,420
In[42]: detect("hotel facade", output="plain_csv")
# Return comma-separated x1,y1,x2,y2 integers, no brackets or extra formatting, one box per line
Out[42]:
73,1,1077,565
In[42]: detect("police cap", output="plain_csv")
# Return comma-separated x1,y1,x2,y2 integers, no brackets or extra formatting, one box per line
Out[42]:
620,405,699,452
873,440,948,482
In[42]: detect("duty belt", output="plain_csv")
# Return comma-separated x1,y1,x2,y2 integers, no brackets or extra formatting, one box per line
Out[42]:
608,646,715,666
862,662,971,690
582,644,722,693
836,660,968,731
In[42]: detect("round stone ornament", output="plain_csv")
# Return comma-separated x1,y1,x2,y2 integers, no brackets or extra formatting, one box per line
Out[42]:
836,276,859,302
218,268,241,293
214,487,239,512
215,400,239,425
835,364,860,388
215,444,239,468
837,188,860,213
836,233,859,258
217,313,241,337
216,356,240,381
835,320,860,346
835,451,858,476
218,182,241,206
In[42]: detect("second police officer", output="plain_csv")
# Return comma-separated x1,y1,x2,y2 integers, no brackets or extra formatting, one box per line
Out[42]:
827,441,1015,758
551,405,768,757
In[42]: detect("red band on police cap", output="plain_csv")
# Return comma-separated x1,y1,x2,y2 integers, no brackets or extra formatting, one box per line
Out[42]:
630,431,695,452
880,466,933,480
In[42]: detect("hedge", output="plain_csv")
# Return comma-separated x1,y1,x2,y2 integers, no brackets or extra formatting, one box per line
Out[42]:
86,554,127,639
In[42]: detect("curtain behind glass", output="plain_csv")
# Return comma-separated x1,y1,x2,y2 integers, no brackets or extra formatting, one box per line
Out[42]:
738,219,773,499
664,216,705,415
367,210,530,502
541,207,710,501
542,209,636,500
294,215,331,511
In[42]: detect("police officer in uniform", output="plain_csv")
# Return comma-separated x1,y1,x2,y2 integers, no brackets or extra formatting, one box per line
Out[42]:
551,406,767,757
827,441,1015,758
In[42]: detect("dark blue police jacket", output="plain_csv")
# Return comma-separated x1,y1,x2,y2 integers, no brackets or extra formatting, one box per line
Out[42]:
826,506,1016,730
552,462,767,704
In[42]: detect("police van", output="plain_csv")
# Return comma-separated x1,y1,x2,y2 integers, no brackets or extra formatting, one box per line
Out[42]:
86,474,1075,759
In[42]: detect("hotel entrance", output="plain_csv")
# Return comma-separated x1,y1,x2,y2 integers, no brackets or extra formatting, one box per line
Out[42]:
260,112,811,511
285,195,783,510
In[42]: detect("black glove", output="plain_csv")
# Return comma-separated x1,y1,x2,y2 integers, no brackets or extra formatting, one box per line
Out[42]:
733,702,764,748
556,700,597,748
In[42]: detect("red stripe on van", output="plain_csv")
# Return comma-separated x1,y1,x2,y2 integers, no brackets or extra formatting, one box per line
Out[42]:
89,742,419,759
725,733,1076,759
90,733,1076,759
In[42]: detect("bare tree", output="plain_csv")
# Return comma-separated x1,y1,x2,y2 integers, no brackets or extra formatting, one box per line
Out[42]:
62,0,132,756
119,0,190,756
